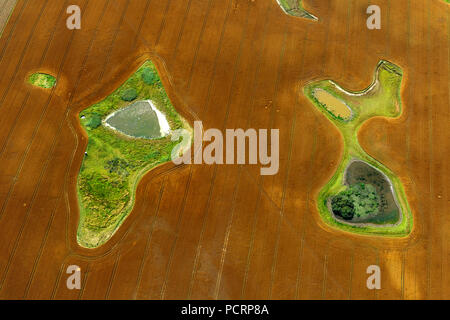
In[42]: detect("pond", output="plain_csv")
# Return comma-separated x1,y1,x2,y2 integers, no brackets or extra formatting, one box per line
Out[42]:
104,100,170,139
334,159,401,225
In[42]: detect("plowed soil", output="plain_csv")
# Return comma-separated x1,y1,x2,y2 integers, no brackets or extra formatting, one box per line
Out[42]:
0,0,448,299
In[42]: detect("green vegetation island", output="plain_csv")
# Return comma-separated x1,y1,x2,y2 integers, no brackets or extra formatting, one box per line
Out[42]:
276,0,318,20
28,72,56,89
304,60,413,236
77,60,191,248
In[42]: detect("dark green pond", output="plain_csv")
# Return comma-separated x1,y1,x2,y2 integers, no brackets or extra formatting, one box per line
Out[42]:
105,100,164,139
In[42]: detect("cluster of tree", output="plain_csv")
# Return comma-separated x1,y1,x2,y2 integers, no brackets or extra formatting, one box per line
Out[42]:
354,175,390,211
331,183,380,221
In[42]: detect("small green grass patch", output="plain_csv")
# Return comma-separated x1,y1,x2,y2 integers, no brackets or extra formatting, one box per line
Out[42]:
28,72,56,89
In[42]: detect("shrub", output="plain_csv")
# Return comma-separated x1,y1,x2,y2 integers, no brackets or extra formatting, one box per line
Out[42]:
86,113,102,129
142,68,158,85
121,88,138,101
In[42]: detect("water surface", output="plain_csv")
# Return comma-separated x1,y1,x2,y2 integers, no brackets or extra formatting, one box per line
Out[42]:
105,100,167,139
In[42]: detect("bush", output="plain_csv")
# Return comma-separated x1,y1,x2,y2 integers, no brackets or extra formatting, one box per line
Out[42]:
142,68,158,85
86,114,102,129
121,88,137,101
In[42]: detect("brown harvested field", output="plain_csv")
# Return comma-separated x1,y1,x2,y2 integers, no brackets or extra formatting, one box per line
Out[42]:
0,0,448,300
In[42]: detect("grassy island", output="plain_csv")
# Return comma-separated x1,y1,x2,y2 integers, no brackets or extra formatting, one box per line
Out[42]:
276,0,318,20
28,73,56,89
77,60,191,248
304,60,413,237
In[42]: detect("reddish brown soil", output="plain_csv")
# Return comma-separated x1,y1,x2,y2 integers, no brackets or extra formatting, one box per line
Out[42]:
0,0,448,299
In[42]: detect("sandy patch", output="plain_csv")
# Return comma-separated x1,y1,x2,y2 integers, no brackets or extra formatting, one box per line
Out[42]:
145,99,171,137
313,88,352,119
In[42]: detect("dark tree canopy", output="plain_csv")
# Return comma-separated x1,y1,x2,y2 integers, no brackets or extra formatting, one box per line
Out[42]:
120,88,138,101
331,183,380,221
142,67,158,85
332,193,355,220
85,113,102,129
